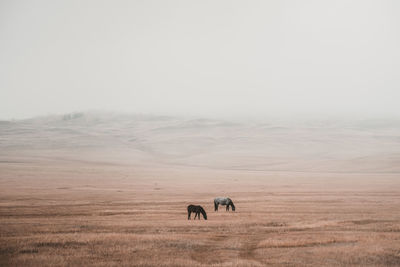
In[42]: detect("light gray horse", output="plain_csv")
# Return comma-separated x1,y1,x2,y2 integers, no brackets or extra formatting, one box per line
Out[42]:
214,197,235,211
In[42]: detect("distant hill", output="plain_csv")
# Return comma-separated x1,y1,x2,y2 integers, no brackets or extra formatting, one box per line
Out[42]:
1,112,400,173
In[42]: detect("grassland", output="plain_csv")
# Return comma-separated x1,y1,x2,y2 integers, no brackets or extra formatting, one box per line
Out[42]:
1,114,400,266
1,159,400,266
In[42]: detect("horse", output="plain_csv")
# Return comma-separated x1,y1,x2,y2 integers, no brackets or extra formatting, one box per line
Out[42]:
214,197,236,211
187,205,207,220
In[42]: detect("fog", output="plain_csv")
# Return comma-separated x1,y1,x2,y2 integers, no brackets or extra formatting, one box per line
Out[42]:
1,0,399,120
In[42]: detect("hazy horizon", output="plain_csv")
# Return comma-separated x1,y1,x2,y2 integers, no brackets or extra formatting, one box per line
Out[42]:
1,0,400,120
3,109,400,123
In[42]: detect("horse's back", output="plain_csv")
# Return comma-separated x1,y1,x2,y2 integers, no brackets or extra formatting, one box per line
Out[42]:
188,204,201,211
215,197,230,204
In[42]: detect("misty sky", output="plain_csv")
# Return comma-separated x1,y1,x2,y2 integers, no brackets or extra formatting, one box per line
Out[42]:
1,0,399,120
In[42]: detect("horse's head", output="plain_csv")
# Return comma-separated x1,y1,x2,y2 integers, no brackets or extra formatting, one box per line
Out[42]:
231,203,236,211
200,207,208,220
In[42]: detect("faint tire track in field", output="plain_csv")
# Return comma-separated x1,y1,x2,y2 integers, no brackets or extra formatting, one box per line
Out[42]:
239,234,264,265
190,234,233,265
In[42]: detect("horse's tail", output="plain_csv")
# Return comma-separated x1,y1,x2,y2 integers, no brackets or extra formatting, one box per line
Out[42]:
214,199,218,211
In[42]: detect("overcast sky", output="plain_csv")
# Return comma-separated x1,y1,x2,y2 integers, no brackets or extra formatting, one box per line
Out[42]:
1,0,399,120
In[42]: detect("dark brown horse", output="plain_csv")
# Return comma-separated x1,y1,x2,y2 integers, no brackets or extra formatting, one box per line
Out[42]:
187,205,207,220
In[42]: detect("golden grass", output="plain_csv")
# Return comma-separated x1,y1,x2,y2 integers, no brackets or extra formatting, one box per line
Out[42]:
1,160,400,266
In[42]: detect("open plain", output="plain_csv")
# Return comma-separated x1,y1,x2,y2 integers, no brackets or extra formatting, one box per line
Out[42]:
1,113,400,266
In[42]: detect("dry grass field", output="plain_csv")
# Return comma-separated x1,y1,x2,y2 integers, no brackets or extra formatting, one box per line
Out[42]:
1,113,400,266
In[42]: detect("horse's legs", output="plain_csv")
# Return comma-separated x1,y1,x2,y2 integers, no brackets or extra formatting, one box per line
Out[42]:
196,211,200,219
188,211,191,220
214,201,218,211
226,205,229,211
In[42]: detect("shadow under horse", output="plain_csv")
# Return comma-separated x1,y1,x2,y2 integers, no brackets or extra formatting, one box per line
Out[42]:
187,205,207,220
214,197,236,211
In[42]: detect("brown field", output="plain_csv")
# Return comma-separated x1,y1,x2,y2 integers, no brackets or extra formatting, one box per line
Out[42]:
1,113,400,266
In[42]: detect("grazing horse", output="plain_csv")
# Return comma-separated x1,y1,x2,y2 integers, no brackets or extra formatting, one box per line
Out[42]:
187,205,207,220
214,197,236,211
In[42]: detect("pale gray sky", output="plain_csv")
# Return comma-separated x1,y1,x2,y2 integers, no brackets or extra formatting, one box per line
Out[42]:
1,0,399,120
